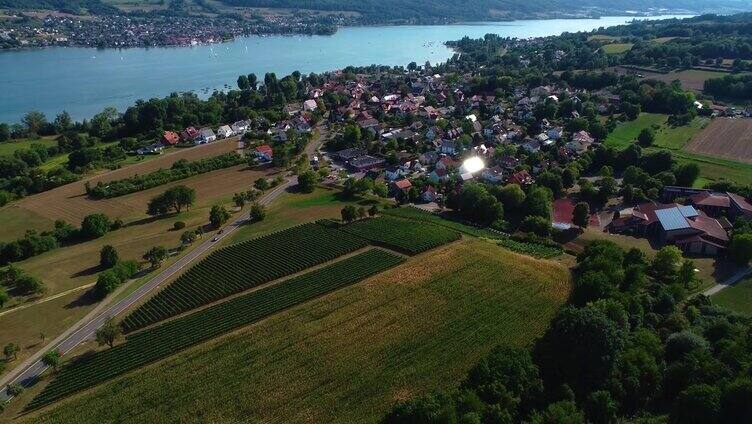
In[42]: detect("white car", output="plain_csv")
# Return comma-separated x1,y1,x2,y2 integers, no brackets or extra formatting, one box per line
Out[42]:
212,237,219,242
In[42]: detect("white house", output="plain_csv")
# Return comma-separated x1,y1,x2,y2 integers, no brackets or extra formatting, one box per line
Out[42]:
217,125,234,139
196,128,216,144
231,120,249,134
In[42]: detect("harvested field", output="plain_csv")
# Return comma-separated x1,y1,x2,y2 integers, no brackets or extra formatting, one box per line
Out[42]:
685,118,752,164
614,67,729,91
12,140,246,224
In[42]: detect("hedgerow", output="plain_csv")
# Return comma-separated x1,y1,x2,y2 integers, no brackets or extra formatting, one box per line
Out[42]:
87,152,246,198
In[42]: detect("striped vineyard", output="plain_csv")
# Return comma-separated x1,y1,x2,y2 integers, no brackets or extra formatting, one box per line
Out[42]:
341,216,460,255
121,222,368,333
27,249,405,411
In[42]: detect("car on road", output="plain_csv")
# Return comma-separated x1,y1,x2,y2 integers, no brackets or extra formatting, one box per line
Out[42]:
212,237,219,242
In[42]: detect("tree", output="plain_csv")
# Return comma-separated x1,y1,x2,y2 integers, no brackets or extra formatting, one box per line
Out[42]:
524,187,552,218
42,349,61,371
23,111,47,136
180,230,197,246
534,306,625,396
720,378,752,423
537,172,564,198
167,185,196,213
728,233,752,265
143,246,168,269
500,184,526,209
95,319,122,348
54,111,73,133
254,178,270,191
209,205,230,228
675,163,700,187
80,214,111,239
233,192,247,209
99,245,119,269
95,271,120,298
573,202,590,230
584,391,618,424
249,203,266,222
0,123,10,142
297,170,319,193
16,275,45,295
637,128,655,147
529,401,585,424
341,205,357,223
670,384,721,424
652,246,683,282
3,343,20,361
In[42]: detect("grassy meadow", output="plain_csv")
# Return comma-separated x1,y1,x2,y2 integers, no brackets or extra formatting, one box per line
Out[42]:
712,277,752,316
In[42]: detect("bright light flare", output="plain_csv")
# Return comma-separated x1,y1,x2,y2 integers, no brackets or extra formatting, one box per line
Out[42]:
461,156,485,174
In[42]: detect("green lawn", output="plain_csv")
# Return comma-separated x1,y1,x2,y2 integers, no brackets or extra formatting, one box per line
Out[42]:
0,136,57,157
712,276,752,316
605,113,668,150
652,117,709,150
602,43,634,54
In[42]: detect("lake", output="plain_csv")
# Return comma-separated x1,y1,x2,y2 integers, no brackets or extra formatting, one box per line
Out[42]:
0,15,686,124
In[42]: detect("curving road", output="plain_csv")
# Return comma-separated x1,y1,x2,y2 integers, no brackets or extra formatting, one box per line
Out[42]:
0,176,295,402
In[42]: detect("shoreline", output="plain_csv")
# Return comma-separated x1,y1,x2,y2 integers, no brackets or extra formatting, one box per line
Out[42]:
0,12,696,53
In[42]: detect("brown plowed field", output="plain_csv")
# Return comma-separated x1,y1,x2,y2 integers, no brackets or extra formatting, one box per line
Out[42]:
684,118,752,164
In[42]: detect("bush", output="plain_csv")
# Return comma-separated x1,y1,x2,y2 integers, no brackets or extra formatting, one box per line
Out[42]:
173,221,186,230
99,245,118,268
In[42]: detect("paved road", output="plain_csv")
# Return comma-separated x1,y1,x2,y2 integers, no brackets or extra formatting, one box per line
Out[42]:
703,266,752,297
0,177,294,402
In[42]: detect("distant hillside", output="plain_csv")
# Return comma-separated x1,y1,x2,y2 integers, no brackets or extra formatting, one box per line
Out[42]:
0,0,117,14
220,0,752,22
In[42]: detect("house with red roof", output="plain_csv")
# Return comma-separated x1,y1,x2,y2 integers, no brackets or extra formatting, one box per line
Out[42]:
254,145,273,162
162,131,180,146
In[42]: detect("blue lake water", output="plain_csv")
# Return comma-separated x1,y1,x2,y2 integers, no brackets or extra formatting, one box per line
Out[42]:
0,15,686,123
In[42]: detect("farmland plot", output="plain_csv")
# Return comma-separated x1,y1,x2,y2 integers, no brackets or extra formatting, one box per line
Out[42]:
27,249,405,411
684,118,752,163
341,216,460,254
121,222,367,332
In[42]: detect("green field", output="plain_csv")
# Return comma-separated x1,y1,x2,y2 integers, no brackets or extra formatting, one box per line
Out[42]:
604,113,751,186
601,43,633,54
0,137,57,157
712,277,752,316
341,215,460,254
26,238,571,423
605,113,668,150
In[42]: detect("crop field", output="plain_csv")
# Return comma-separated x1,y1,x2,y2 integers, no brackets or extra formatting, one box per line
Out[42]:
383,207,503,239
26,239,570,423
340,216,460,254
684,118,752,164
27,249,405,411
121,222,368,332
712,276,752,316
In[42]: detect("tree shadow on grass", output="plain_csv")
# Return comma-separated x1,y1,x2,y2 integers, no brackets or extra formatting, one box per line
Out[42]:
71,264,105,278
64,289,100,309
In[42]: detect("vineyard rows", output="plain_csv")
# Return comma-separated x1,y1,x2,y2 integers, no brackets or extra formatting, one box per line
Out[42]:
121,222,368,332
341,216,460,254
27,249,405,411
